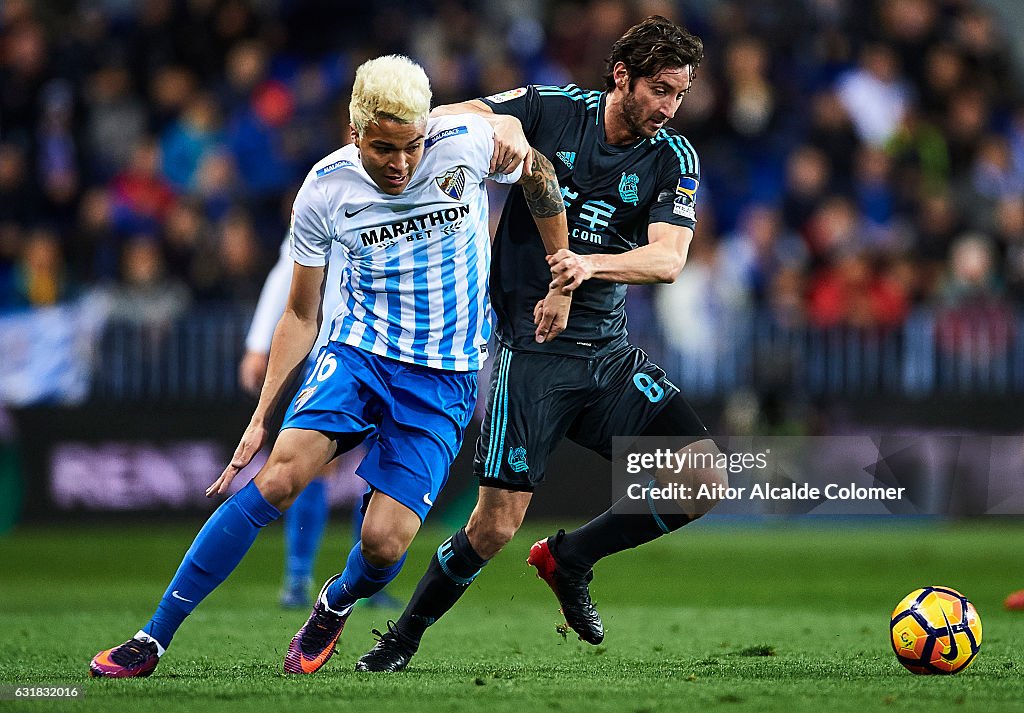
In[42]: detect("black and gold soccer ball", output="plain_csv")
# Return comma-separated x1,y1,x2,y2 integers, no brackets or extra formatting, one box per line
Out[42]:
890,586,982,674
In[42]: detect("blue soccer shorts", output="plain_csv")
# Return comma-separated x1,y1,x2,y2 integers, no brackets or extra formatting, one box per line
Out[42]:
280,342,477,521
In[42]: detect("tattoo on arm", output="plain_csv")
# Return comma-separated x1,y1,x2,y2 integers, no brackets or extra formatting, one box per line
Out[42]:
519,149,566,218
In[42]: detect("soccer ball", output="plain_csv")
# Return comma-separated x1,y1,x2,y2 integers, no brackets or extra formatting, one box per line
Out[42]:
890,586,982,674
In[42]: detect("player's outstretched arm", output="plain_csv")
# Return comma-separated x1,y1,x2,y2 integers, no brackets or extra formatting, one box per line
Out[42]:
433,99,532,176
207,262,327,497
517,148,572,342
549,222,693,291
431,99,491,118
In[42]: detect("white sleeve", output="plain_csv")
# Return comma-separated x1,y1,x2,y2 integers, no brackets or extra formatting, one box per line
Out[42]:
244,237,292,353
465,114,524,185
289,172,333,267
489,160,524,185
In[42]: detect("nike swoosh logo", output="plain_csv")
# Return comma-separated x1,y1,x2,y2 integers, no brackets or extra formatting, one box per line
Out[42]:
423,493,433,506
93,650,116,667
300,631,342,673
171,590,194,603
344,204,372,218
939,608,959,661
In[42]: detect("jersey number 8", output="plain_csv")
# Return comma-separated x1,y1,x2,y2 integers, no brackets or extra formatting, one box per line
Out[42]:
632,372,665,403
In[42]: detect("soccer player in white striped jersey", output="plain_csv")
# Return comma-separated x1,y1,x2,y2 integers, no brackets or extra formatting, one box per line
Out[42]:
90,54,571,679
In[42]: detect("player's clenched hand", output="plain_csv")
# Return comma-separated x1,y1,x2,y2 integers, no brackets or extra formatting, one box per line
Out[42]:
489,114,531,176
533,289,571,343
206,420,267,497
238,351,269,396
548,249,594,292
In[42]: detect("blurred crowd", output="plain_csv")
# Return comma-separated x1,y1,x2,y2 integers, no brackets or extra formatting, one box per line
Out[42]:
653,0,1024,360
0,0,1021,343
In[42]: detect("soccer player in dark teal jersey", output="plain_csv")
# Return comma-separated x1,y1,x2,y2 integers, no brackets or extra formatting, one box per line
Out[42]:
356,17,729,673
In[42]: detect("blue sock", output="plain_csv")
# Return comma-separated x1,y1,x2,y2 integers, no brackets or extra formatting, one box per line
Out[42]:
350,500,365,546
324,542,405,612
142,481,280,650
284,479,328,584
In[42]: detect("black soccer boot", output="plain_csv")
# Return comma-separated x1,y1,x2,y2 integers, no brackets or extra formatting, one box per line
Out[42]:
527,532,605,644
354,621,419,672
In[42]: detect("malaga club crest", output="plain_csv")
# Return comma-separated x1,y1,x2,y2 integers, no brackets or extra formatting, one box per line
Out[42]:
619,172,640,205
435,167,467,201
294,385,317,410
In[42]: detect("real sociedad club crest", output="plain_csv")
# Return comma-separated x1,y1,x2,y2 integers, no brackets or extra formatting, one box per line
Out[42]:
619,172,640,205
435,167,466,201
508,446,528,474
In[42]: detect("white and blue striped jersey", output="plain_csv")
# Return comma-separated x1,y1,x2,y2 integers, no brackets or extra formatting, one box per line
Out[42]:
290,114,520,372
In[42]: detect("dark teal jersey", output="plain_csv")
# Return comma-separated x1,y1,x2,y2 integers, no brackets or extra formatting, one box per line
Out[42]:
481,84,700,357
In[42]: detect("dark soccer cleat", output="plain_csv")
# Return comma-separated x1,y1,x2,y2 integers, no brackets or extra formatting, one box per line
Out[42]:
284,575,351,674
354,621,418,672
527,535,604,645
89,638,160,678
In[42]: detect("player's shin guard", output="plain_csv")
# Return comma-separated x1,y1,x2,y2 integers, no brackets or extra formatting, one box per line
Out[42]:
324,542,406,613
394,528,487,647
142,481,281,649
552,494,691,577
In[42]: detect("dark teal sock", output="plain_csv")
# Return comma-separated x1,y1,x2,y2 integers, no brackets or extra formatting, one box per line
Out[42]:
394,528,487,647
553,495,691,576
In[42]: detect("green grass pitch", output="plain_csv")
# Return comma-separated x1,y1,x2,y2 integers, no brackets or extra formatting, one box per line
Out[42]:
2,519,1024,712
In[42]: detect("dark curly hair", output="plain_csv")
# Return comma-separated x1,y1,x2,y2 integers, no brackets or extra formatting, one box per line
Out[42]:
602,15,704,91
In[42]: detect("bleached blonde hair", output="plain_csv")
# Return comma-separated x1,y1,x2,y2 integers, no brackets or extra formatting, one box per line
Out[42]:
349,55,432,136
